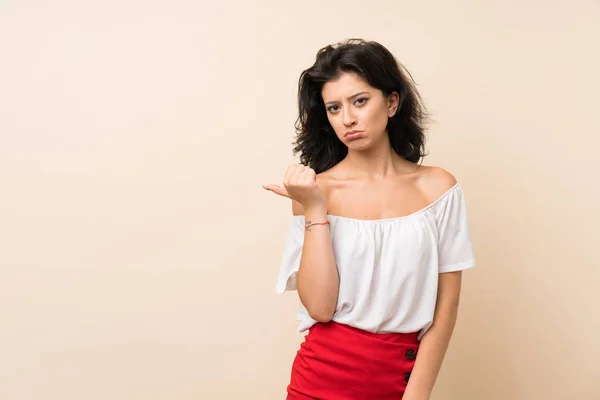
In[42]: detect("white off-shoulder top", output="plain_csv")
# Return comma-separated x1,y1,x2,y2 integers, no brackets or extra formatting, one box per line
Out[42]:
275,183,476,340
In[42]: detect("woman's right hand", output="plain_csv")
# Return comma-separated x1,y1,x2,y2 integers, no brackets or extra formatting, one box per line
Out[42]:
262,164,327,210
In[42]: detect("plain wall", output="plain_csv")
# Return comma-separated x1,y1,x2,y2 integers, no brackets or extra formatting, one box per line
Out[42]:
1,1,599,399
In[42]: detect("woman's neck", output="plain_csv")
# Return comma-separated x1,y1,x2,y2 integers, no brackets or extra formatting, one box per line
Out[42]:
342,141,408,180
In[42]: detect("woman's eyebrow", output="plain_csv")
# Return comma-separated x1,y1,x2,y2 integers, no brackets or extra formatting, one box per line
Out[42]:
324,91,369,106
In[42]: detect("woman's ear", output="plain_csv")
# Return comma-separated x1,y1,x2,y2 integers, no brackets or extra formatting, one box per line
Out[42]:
387,92,400,117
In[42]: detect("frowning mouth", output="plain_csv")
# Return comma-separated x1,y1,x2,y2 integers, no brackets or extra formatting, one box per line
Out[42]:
344,130,364,139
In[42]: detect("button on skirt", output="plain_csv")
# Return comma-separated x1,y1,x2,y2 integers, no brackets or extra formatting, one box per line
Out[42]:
286,321,420,399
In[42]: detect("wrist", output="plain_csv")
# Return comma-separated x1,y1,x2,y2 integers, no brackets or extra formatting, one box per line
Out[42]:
303,203,328,217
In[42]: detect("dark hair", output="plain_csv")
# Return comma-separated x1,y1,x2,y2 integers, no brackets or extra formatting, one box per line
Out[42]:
293,38,429,174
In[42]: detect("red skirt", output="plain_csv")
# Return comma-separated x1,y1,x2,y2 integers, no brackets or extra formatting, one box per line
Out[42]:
286,321,420,399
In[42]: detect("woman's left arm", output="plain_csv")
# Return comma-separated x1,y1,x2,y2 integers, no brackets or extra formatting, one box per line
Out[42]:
403,271,463,400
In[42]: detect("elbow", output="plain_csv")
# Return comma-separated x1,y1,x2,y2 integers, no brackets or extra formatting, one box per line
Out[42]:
310,314,333,324
297,281,338,323
307,307,335,323
309,312,333,323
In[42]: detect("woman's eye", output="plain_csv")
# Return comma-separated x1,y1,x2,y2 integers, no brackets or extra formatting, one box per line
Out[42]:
327,105,340,112
355,97,368,105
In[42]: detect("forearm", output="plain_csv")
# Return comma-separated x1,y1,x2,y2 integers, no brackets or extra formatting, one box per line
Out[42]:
403,302,459,399
297,205,339,322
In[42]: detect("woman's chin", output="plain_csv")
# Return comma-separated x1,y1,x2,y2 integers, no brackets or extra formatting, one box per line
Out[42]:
347,143,372,152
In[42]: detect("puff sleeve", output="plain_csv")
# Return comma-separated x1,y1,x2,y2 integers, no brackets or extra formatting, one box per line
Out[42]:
434,185,476,273
275,217,305,293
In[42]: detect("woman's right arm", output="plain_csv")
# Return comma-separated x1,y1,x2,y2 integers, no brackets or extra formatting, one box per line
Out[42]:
263,164,340,322
292,199,339,322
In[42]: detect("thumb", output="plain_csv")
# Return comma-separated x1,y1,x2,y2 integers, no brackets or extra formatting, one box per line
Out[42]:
262,184,290,199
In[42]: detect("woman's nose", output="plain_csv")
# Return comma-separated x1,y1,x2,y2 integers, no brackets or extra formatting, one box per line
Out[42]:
342,109,357,127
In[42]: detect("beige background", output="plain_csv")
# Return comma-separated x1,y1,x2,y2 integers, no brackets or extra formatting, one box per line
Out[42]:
1,1,599,399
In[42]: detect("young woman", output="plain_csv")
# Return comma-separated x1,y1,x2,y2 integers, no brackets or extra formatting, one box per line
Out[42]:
263,39,476,400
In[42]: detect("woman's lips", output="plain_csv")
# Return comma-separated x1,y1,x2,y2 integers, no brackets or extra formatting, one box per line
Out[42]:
344,130,363,140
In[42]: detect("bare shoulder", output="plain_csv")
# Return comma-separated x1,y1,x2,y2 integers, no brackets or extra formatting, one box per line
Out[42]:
316,168,336,189
415,165,458,203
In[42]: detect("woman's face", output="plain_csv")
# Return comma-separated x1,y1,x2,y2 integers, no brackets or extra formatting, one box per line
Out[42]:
321,72,399,151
